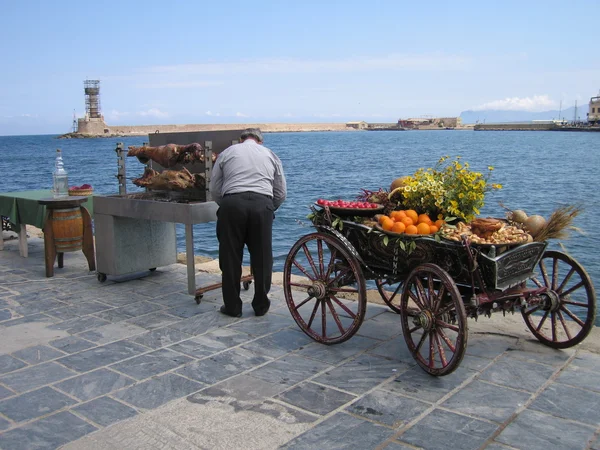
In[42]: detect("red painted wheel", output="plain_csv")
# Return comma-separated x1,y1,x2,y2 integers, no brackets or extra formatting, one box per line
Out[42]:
375,278,404,314
400,264,467,376
283,232,367,344
521,251,596,349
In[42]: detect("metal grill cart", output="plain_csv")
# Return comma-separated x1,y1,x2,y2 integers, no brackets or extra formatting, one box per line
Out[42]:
283,207,596,376
94,129,252,301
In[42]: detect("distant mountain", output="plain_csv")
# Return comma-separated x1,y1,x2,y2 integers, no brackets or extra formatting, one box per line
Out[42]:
460,105,588,124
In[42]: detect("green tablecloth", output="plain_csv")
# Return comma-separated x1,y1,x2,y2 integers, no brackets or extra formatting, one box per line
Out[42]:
0,190,94,230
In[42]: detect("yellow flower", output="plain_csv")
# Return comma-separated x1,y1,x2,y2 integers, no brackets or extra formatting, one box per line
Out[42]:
398,156,502,222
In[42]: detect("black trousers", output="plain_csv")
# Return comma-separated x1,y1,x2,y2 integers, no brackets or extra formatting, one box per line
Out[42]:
216,192,275,315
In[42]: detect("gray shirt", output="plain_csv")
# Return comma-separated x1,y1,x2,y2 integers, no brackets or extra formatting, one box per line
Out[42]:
209,139,287,210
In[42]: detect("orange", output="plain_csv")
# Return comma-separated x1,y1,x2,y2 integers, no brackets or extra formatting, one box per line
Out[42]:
405,209,419,223
405,224,418,235
390,210,407,221
378,214,388,225
400,216,414,227
391,222,406,233
429,225,439,233
434,219,445,229
381,217,395,231
417,213,432,225
416,222,431,235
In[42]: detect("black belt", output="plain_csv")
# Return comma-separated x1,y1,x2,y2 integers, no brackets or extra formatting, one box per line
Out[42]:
223,191,272,200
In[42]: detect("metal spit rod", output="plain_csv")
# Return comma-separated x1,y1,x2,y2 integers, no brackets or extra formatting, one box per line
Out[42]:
115,143,127,195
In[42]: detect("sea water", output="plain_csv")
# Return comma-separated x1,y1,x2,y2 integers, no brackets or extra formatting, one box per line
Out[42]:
1,130,598,324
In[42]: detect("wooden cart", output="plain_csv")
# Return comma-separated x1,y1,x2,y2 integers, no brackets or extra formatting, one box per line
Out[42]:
282,207,596,376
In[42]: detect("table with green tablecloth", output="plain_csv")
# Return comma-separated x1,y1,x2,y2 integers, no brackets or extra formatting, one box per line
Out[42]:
0,190,94,257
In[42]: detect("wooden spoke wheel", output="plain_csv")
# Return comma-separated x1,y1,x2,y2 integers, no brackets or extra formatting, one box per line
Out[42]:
375,278,404,314
400,263,467,376
283,232,367,344
521,250,596,349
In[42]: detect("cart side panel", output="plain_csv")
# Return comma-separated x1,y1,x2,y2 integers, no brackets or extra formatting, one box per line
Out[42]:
337,221,472,282
477,242,548,290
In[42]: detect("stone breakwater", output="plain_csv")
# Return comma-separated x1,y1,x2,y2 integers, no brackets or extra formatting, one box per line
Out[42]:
59,122,355,138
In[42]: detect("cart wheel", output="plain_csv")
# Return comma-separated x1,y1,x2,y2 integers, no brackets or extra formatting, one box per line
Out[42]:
283,232,367,345
521,250,596,349
243,280,251,290
400,263,467,376
195,294,203,305
375,278,404,314
97,273,107,283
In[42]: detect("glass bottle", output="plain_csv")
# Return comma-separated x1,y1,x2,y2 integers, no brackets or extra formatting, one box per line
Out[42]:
53,149,69,198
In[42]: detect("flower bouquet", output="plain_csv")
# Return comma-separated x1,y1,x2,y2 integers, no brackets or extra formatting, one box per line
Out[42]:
390,156,502,223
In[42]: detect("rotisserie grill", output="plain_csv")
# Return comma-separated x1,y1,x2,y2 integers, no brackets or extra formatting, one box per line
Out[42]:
94,129,245,294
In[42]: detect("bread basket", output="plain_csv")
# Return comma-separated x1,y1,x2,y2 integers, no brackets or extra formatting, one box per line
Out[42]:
68,188,94,196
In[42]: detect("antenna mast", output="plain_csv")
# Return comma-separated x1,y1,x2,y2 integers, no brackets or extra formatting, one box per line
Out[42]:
573,100,578,124
72,110,77,133
558,99,562,122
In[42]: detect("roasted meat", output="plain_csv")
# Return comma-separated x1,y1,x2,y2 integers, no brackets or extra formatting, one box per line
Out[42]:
132,167,206,191
127,143,213,167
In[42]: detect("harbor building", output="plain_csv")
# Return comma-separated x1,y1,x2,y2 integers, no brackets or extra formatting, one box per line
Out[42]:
346,121,368,129
588,95,600,125
398,117,462,129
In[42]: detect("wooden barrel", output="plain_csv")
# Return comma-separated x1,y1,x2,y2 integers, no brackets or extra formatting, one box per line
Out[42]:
51,207,83,252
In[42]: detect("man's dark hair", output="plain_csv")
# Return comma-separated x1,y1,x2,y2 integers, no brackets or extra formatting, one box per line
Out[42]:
240,128,263,143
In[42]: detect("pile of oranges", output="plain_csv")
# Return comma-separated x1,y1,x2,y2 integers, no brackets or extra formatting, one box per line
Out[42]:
378,210,444,235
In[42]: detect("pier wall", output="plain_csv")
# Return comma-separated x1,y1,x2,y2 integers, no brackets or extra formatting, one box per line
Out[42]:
474,123,555,131
76,119,351,136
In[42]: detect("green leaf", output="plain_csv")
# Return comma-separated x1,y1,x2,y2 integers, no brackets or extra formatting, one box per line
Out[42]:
399,241,406,251
383,236,389,246
332,218,344,231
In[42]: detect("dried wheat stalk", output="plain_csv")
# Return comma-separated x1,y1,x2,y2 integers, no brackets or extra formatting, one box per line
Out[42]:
534,204,584,242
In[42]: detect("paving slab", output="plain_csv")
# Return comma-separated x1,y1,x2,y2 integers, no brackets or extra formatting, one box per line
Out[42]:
346,388,430,427
276,381,357,415
398,409,499,450
281,412,396,449
494,409,596,450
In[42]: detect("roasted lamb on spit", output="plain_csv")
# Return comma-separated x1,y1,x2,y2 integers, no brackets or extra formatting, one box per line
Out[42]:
132,167,206,191
127,143,215,167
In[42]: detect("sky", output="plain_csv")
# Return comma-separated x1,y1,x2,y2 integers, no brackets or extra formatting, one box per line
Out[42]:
1,0,599,135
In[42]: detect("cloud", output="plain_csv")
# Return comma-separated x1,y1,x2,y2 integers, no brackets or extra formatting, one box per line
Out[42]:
235,112,248,117
138,108,169,118
3,113,39,118
144,53,471,76
136,81,224,89
106,110,131,120
472,95,556,112
311,113,342,118
205,111,220,116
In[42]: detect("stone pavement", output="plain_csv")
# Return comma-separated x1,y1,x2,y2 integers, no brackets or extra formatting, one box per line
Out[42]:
0,234,599,450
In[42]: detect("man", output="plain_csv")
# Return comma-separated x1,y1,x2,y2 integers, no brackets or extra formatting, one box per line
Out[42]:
209,128,287,318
